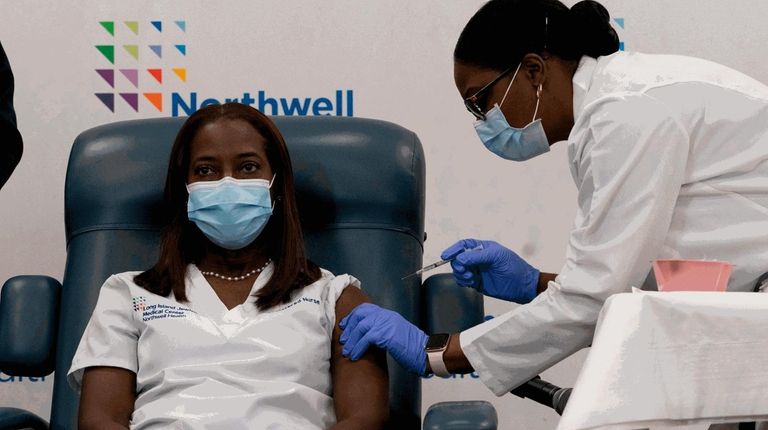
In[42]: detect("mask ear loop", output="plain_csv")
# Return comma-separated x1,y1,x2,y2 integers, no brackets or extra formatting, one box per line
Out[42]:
532,84,542,121
268,173,277,210
499,62,522,108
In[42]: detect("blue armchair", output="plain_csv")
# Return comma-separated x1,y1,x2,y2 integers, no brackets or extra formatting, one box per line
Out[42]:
0,116,496,430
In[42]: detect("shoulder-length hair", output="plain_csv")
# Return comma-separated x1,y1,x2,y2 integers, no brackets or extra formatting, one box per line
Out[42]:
134,103,320,311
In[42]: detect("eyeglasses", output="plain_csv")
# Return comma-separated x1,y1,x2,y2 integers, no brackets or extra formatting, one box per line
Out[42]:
463,65,516,121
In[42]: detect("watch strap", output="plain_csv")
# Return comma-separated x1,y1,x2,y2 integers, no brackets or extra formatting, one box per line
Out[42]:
427,348,451,377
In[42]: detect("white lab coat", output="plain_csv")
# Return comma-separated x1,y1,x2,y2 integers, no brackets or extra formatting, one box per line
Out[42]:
461,52,768,395
68,264,357,429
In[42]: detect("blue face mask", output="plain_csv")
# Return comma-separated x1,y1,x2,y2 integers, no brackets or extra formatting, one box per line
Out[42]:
473,64,550,161
186,176,275,250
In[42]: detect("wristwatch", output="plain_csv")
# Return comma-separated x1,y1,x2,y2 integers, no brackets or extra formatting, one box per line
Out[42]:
426,333,451,377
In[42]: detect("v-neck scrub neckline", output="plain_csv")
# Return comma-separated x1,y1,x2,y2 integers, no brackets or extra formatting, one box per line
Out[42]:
186,262,273,322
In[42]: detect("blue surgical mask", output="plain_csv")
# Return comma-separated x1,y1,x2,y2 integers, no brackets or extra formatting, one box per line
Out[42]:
186,176,275,250
474,64,550,161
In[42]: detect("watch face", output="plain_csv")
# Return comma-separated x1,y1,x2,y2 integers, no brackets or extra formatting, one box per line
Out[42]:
426,333,450,351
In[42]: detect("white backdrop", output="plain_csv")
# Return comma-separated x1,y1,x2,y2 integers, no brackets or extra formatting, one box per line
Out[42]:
2,1,768,429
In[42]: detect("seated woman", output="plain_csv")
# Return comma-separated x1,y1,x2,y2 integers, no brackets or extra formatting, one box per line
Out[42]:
67,103,389,429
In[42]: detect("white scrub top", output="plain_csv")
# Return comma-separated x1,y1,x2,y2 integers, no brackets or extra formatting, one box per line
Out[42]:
461,51,768,395
68,263,358,429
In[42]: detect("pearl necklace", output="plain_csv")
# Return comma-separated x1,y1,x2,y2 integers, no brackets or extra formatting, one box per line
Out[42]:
200,259,271,281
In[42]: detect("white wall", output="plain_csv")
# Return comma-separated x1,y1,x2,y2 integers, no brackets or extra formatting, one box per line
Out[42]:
1,1,768,428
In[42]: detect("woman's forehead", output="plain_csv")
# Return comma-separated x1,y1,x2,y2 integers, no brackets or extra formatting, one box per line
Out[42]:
190,119,268,156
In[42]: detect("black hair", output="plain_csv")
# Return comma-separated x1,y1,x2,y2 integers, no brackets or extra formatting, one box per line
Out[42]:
134,103,321,311
454,0,619,70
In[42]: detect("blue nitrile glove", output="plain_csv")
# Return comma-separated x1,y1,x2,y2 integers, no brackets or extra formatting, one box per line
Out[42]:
441,238,540,303
339,303,429,376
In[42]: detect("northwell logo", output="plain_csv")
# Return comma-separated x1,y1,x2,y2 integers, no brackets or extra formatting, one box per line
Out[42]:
93,20,355,117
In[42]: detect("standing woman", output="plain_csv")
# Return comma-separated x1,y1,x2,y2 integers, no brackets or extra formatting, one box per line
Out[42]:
340,0,768,397
68,103,388,429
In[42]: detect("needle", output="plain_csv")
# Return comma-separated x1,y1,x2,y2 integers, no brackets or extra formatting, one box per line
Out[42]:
401,259,451,280
401,244,484,280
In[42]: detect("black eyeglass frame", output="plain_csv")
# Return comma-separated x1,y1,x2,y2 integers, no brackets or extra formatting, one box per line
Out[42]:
463,65,516,121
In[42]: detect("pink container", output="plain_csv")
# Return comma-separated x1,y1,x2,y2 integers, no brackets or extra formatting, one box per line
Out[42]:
652,259,733,292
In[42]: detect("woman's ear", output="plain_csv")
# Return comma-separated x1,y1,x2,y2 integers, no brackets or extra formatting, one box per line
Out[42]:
522,53,547,88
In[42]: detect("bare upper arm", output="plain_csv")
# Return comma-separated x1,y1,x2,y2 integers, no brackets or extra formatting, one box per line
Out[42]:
331,286,389,427
79,366,136,429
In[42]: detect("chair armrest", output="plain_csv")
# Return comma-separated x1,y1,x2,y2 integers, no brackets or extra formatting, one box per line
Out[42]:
423,401,497,430
0,407,48,430
421,273,484,334
0,276,61,376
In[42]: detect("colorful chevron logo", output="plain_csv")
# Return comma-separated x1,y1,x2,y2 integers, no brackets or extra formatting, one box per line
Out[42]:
94,20,187,113
132,296,147,312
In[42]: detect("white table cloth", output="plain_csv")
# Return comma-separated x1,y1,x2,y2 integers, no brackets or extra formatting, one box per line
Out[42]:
557,290,768,430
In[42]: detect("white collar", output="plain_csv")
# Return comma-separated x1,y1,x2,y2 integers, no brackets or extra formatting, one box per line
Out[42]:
571,55,598,122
